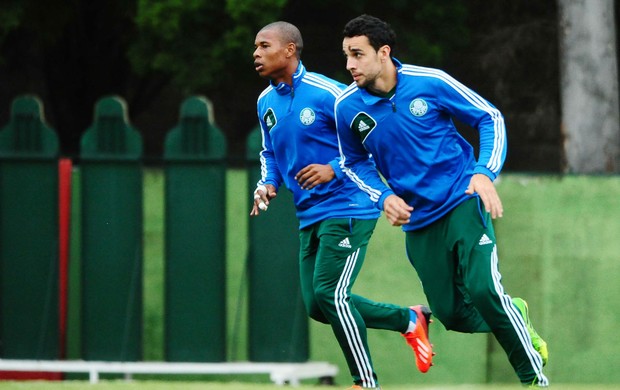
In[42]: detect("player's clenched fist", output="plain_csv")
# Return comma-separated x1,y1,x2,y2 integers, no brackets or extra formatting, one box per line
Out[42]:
383,194,414,226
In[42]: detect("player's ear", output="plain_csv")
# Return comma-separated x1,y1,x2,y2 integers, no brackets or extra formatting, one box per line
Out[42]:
286,42,296,58
378,45,391,62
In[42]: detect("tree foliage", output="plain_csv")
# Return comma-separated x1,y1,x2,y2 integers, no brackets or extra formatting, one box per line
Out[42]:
129,0,286,89
0,0,288,157
0,1,569,171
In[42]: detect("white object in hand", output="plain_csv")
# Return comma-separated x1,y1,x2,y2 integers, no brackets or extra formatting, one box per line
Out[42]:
254,184,269,211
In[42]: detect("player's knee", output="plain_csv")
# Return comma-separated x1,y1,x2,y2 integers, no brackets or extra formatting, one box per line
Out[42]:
433,309,458,330
434,307,487,333
468,285,498,310
313,286,337,311
432,309,468,332
303,292,330,323
306,301,329,323
308,307,329,324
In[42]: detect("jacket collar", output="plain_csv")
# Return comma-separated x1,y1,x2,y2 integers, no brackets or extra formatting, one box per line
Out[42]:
271,61,306,95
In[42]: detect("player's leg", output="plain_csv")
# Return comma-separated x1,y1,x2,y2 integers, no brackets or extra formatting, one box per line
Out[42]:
453,198,548,386
312,217,379,388
347,260,434,374
512,297,549,367
349,294,409,331
333,218,435,374
299,224,329,324
405,216,490,334
301,220,411,329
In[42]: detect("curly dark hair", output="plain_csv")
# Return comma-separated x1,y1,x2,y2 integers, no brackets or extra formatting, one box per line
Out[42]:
342,14,396,54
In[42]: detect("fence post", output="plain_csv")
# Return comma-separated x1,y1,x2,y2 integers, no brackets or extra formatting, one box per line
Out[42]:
79,96,143,361
246,127,309,362
0,95,60,361
163,96,227,362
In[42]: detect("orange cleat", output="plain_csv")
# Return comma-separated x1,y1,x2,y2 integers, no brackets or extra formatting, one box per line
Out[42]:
402,305,434,373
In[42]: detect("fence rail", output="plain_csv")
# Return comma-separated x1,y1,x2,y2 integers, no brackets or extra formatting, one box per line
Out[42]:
0,359,338,385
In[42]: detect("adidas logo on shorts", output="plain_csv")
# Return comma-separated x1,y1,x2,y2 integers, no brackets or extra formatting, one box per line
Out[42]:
478,234,493,245
338,237,352,248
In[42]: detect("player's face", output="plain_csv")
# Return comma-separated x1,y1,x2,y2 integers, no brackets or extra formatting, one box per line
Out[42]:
253,29,290,83
343,35,385,90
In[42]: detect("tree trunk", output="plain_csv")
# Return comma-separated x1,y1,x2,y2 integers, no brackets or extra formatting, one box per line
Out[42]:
558,0,620,173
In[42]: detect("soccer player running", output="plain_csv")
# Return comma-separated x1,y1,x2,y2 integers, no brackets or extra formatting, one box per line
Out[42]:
335,15,549,387
251,21,433,389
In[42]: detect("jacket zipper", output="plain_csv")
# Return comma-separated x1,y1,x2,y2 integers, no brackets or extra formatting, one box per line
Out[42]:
289,86,295,112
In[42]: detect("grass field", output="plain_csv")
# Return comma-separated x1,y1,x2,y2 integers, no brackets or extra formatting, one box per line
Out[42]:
53,171,620,389
0,381,619,389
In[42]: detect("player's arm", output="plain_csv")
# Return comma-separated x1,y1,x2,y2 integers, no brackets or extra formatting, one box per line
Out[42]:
294,87,346,190
465,174,503,218
438,73,506,218
383,194,414,226
251,183,277,216
294,162,336,190
334,102,393,209
295,156,346,190
439,72,507,180
250,119,282,216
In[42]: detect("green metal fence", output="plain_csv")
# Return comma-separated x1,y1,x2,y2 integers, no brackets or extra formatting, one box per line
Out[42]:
1,95,319,367
163,96,227,362
0,95,60,360
245,127,309,362
79,96,143,361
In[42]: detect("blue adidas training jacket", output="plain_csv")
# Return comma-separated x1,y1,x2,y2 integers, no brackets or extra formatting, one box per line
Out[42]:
334,58,507,231
256,62,380,229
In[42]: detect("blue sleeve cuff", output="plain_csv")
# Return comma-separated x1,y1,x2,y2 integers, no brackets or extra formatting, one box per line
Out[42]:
377,189,395,210
473,166,497,181
258,179,280,192
329,159,345,181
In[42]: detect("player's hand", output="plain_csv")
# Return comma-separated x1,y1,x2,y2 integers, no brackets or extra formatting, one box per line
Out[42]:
294,163,335,190
383,194,414,226
465,173,503,219
250,184,277,216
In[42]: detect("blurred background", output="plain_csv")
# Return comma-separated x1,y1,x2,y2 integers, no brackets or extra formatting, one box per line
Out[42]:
1,0,618,172
1,0,619,387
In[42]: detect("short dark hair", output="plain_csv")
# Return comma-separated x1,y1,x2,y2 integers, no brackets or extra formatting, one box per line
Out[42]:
343,14,396,54
260,21,304,58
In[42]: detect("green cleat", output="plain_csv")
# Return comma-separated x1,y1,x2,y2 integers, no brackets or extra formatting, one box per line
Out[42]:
512,297,548,367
